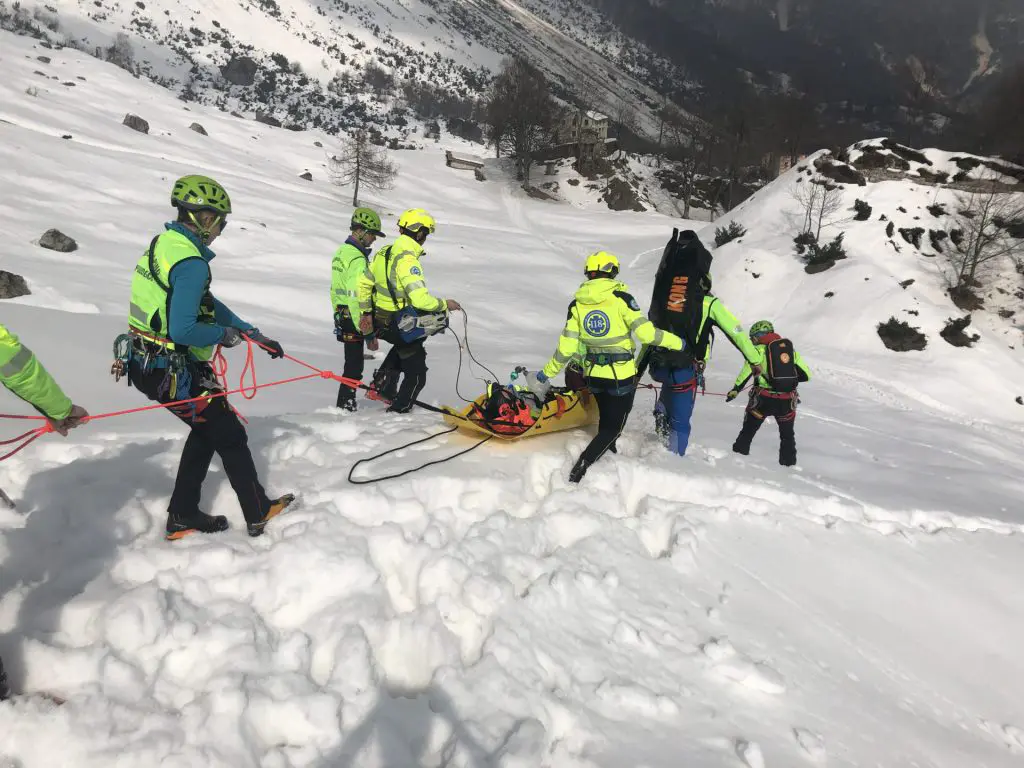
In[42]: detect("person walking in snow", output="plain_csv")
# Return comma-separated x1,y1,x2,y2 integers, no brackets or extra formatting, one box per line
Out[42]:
648,272,762,456
527,252,684,483
356,208,462,413
125,174,294,540
727,320,811,466
331,207,385,411
0,323,89,700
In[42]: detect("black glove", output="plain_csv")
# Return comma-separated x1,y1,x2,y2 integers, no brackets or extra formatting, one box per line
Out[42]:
726,389,739,403
244,328,284,359
221,327,243,348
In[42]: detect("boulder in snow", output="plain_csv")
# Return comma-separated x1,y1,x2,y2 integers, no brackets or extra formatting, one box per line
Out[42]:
38,228,78,252
189,122,208,136
0,270,30,299
122,113,149,134
36,55,51,63
255,112,282,128
299,171,312,181
220,56,258,87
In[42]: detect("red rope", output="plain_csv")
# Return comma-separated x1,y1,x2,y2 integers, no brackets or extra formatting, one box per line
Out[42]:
0,339,362,461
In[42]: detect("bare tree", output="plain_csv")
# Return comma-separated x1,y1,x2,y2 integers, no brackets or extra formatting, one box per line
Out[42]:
105,32,134,72
612,96,639,141
791,176,845,239
944,179,1024,296
664,110,706,218
328,129,397,206
486,57,557,183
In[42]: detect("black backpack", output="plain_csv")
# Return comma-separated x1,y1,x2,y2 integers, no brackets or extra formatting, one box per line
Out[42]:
646,229,713,368
764,337,799,392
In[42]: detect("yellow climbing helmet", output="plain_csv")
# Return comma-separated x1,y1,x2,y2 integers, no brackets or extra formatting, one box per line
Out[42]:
584,250,620,277
397,208,436,235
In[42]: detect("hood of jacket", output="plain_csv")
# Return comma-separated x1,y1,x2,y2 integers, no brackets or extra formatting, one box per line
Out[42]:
574,278,628,305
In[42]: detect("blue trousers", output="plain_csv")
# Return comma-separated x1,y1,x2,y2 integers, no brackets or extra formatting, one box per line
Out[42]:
652,365,697,455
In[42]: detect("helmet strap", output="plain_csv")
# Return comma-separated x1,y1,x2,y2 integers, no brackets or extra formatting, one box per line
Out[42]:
187,210,216,245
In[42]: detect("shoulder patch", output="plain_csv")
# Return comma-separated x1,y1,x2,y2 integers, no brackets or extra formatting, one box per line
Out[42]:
614,290,641,312
410,266,422,276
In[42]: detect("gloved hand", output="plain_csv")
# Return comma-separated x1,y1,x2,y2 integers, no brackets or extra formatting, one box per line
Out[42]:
726,389,739,403
221,327,243,348
446,299,463,313
48,404,89,436
358,314,374,335
367,337,379,352
244,328,284,359
526,371,551,400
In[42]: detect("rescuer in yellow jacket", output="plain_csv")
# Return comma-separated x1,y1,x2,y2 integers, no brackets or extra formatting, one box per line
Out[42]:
0,323,88,700
356,208,461,413
527,251,683,483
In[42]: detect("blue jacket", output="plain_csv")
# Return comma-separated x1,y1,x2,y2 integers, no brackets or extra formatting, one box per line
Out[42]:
165,223,252,347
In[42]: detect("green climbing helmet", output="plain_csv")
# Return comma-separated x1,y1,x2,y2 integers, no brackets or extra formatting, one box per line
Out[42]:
171,174,232,215
351,206,385,236
749,320,774,340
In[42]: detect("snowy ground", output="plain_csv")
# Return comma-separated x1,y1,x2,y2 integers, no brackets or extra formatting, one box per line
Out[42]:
3,32,1024,768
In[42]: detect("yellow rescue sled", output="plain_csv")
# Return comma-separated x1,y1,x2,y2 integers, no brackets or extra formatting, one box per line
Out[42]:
442,387,598,441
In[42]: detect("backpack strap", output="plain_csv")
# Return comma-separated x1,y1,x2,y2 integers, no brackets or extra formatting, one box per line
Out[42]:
382,245,402,310
693,297,717,360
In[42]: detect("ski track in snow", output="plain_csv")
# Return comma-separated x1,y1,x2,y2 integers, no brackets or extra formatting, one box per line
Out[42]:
2,30,1024,768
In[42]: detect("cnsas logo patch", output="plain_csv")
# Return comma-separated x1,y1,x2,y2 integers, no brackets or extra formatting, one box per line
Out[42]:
583,310,611,337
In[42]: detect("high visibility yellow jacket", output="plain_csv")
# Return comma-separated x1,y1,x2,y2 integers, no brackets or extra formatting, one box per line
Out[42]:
331,237,372,318
542,278,683,381
357,234,447,315
128,227,220,361
0,324,72,420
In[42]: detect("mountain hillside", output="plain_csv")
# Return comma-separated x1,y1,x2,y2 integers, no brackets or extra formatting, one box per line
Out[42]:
3,30,1024,768
0,0,682,138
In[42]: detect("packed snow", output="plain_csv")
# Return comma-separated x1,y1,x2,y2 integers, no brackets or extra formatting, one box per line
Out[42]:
3,31,1024,768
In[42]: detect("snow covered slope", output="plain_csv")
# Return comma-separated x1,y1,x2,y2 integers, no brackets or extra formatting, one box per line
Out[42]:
0,0,679,136
4,31,1024,768
712,147,1024,426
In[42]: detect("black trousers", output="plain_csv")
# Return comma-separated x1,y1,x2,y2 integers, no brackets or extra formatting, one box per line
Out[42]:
376,321,427,410
130,359,270,524
733,391,797,466
580,386,636,465
336,312,365,405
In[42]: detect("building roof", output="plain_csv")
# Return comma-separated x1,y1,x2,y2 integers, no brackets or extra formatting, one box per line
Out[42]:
586,110,608,122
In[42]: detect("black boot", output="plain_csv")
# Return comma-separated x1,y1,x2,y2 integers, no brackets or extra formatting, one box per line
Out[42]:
568,457,590,484
369,366,399,403
336,387,357,412
165,509,229,541
248,494,297,538
732,440,750,456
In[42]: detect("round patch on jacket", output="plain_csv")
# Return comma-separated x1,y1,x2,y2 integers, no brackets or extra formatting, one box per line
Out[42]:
780,352,791,363
583,310,611,337
410,266,422,276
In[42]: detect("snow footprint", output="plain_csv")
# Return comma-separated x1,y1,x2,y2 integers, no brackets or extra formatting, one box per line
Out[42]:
700,637,786,695
1001,724,1024,752
792,727,827,763
735,739,766,768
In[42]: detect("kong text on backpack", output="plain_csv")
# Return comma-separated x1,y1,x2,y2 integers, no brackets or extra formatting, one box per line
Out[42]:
643,229,713,371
